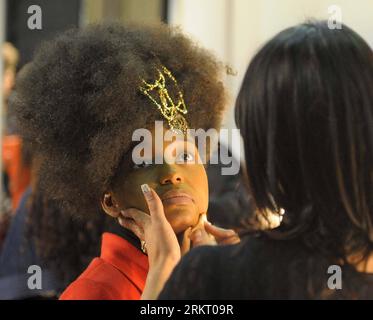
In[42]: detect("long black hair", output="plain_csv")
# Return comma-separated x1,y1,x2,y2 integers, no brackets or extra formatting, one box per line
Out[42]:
236,21,373,268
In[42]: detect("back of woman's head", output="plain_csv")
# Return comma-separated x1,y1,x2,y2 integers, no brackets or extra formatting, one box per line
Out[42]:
235,20,373,262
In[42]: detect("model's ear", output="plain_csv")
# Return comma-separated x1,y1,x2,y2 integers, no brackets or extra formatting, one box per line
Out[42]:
101,192,121,218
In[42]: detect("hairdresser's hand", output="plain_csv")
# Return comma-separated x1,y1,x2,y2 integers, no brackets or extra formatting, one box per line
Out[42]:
190,217,240,247
118,184,184,299
119,184,181,267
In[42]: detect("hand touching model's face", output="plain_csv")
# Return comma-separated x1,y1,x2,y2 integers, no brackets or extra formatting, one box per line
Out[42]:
102,127,209,236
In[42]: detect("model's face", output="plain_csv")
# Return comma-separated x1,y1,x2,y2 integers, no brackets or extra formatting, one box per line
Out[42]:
110,129,209,235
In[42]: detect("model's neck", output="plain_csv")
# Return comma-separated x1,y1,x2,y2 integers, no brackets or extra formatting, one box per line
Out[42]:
106,220,142,251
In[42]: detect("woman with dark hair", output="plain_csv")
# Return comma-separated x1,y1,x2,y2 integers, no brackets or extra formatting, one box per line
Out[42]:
11,22,238,299
129,20,373,299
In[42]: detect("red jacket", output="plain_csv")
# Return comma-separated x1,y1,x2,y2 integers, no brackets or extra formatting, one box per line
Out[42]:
2,135,31,211
59,233,149,300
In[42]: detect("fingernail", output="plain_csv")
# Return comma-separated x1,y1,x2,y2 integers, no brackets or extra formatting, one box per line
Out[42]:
141,184,152,200
141,184,150,193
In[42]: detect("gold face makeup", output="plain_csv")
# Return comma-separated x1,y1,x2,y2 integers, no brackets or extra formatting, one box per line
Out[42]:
110,127,209,235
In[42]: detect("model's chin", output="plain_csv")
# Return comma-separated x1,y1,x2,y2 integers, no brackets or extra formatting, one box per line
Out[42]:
165,205,200,235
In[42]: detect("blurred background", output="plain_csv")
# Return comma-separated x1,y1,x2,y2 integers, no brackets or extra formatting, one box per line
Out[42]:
2,0,373,159
0,0,372,299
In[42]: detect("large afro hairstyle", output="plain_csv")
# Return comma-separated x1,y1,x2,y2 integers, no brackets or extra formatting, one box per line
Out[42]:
11,22,227,218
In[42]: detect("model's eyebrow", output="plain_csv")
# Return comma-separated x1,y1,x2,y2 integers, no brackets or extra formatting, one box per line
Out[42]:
170,138,198,150
170,134,196,144
186,135,196,144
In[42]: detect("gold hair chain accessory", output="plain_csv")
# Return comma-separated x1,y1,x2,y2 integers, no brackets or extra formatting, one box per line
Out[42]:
139,65,189,134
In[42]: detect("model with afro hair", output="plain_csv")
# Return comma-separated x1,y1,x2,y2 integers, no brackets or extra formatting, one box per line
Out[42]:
11,22,229,299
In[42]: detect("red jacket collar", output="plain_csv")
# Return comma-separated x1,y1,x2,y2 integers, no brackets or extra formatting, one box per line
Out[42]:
100,232,149,292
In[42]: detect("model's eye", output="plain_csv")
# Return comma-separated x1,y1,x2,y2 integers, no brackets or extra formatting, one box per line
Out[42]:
176,152,195,164
133,160,152,169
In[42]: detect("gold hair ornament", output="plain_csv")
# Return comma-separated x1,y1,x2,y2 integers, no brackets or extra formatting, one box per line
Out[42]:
139,65,189,134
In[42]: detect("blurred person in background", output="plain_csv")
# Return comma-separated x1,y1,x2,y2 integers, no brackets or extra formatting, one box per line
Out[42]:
206,142,254,231
0,140,108,299
1,42,31,249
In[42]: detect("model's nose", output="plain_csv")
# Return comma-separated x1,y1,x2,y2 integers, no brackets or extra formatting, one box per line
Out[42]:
160,167,184,185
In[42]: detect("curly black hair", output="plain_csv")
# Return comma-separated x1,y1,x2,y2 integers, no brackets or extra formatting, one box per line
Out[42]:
11,22,227,218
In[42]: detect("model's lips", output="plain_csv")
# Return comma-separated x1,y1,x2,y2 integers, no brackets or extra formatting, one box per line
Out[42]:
160,190,195,205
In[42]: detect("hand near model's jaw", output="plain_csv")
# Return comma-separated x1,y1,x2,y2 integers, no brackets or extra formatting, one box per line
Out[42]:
118,184,181,269
118,184,240,299
189,214,241,247
118,184,182,300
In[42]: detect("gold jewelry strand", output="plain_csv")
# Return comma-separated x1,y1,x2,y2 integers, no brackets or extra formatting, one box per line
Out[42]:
139,65,189,134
